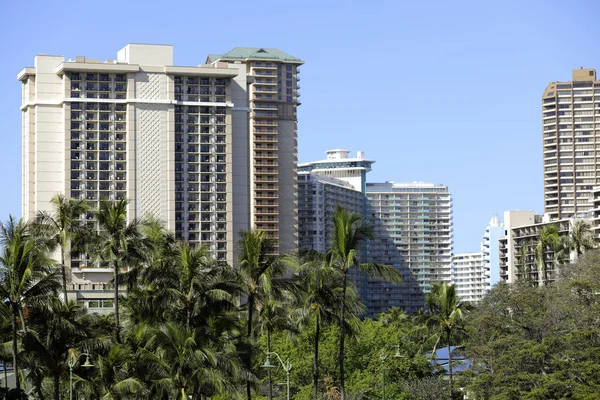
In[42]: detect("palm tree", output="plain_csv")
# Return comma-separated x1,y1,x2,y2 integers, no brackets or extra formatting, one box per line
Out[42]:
516,240,533,284
292,250,344,400
0,216,60,389
142,323,236,400
566,219,597,259
425,283,466,397
238,229,286,400
35,194,89,301
534,224,561,285
94,198,146,343
328,206,402,399
20,299,90,400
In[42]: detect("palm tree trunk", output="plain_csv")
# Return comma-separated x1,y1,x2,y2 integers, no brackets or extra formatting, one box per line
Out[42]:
11,307,19,390
3,359,7,389
61,245,68,301
339,273,348,400
246,294,254,400
268,320,273,400
313,316,321,400
53,371,60,400
186,304,191,331
114,259,121,343
447,332,453,396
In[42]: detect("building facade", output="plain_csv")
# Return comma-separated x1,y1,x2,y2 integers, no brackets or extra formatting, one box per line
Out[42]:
365,182,453,315
498,210,581,285
451,252,486,303
298,172,363,252
19,44,302,308
481,214,504,288
542,68,600,220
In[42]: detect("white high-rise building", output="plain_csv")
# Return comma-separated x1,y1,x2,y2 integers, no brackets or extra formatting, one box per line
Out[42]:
451,252,486,303
481,214,504,288
19,44,302,308
542,68,600,220
366,182,453,315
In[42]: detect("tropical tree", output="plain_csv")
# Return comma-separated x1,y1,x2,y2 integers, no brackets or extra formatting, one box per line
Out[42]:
35,194,89,301
566,219,597,259
0,216,60,389
534,224,561,285
425,283,466,397
93,198,146,343
20,299,91,400
292,250,345,400
238,229,286,400
516,240,533,284
328,206,402,399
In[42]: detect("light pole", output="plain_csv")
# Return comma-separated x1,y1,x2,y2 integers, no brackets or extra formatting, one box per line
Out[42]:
380,344,401,400
261,351,293,400
67,350,94,400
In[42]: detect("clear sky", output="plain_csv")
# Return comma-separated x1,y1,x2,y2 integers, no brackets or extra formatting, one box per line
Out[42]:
1,0,600,253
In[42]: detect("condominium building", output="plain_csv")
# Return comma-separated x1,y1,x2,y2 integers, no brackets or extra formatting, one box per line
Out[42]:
451,252,486,303
481,214,504,288
542,68,600,220
19,44,302,307
365,182,453,315
298,172,363,252
498,210,579,285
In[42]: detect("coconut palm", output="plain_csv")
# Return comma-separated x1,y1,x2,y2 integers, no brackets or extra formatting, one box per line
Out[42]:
0,216,60,389
566,219,597,259
35,194,89,301
534,224,561,285
93,198,146,343
20,299,91,400
237,229,287,400
328,206,402,399
516,240,533,284
291,250,345,400
142,323,237,400
425,283,466,397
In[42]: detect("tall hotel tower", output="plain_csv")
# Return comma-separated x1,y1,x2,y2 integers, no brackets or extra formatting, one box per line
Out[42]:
19,44,302,303
543,68,599,220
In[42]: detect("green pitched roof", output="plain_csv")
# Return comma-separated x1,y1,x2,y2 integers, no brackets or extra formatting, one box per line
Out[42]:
206,47,302,63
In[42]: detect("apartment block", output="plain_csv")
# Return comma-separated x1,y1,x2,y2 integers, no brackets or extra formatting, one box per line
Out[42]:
19,44,302,309
542,68,600,220
481,214,504,288
451,252,486,303
366,182,453,315
498,210,582,285
298,173,363,252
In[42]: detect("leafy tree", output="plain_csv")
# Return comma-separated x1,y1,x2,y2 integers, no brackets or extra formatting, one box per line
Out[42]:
0,217,59,389
534,224,561,285
328,206,402,399
565,219,596,259
93,198,146,343
20,299,90,400
424,283,466,397
238,229,286,400
465,251,600,398
34,194,89,301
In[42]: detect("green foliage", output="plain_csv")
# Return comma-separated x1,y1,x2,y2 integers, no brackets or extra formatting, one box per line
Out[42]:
464,250,600,399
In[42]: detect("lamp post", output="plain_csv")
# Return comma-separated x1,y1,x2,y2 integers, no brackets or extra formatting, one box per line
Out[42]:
261,351,293,400
380,344,402,400
67,351,94,400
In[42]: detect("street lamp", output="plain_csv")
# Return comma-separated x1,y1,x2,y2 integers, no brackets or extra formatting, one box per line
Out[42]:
261,351,293,400
380,344,402,400
68,350,94,400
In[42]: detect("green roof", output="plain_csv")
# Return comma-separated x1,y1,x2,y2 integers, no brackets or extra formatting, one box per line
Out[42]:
206,47,303,64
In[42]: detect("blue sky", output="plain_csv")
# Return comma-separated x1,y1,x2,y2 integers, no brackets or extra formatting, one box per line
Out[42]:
1,0,599,253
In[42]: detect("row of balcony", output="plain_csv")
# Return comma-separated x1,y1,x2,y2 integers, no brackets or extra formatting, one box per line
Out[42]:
174,77,226,86
72,172,126,181
71,73,126,82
